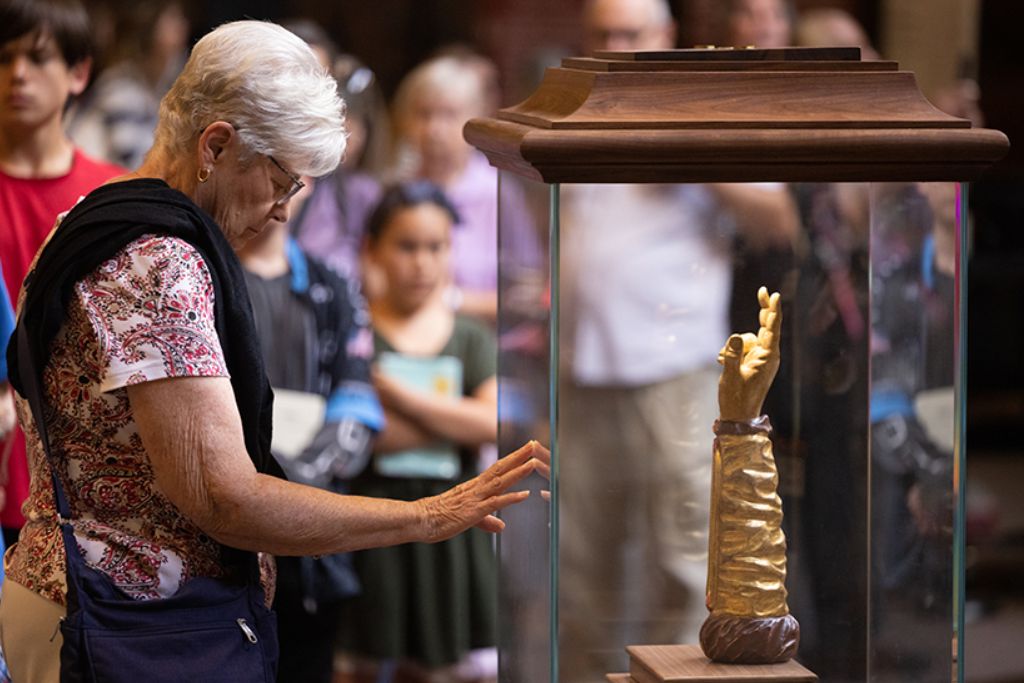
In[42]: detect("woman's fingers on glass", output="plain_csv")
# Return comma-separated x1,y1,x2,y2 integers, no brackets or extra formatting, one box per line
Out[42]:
481,440,546,488
497,459,538,491
470,461,533,505
489,489,531,510
529,441,551,467
490,439,538,476
476,514,506,533
431,440,548,538
473,492,530,535
535,458,551,481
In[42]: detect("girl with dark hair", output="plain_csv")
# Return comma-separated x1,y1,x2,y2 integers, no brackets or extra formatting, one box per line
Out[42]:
346,182,501,682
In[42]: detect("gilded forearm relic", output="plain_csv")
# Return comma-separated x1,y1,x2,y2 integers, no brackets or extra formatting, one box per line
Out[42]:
700,288,800,664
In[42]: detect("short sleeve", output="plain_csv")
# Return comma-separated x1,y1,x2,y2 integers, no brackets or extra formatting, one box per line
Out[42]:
455,316,497,395
75,235,229,392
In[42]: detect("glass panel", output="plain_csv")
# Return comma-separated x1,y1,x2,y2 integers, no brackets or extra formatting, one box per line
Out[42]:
554,183,728,681
495,171,554,683
494,178,962,683
867,181,961,682
955,183,967,683
782,182,872,683
551,181,873,682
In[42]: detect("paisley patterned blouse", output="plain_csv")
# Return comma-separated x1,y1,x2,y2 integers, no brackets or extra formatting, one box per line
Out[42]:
7,235,234,605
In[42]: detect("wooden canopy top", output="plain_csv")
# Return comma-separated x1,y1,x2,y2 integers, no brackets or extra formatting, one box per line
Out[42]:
463,47,1008,183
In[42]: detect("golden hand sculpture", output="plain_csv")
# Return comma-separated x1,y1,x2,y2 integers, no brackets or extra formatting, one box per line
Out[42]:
700,287,800,665
717,287,781,422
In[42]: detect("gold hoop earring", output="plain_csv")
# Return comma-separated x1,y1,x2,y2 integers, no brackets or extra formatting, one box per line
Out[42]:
197,167,211,183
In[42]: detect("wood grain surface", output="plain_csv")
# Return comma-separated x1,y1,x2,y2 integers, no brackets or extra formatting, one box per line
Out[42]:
562,58,899,73
626,645,817,682
592,47,859,62
463,49,1009,183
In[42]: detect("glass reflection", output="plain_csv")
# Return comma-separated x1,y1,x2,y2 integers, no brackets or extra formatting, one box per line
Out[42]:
867,182,959,682
494,177,961,683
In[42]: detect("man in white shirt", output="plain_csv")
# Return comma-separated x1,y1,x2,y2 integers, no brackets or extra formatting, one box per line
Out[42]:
557,2,799,680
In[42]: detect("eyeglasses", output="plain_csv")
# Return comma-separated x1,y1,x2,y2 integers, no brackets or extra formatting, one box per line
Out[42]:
267,155,305,206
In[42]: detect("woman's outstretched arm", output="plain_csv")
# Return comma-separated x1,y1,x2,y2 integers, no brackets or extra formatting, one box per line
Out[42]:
129,376,537,556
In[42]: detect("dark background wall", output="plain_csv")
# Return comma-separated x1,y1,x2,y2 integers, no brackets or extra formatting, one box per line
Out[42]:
970,0,1024,451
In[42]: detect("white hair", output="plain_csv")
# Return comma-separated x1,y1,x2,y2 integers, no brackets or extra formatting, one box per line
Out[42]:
154,20,346,177
392,56,487,128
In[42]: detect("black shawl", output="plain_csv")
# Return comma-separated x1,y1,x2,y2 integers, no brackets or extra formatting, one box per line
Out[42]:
7,178,283,479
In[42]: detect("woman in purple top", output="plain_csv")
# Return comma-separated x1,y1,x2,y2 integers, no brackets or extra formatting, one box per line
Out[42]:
390,55,541,323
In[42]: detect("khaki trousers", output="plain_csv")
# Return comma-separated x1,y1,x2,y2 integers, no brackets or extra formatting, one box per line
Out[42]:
557,367,719,683
0,576,65,683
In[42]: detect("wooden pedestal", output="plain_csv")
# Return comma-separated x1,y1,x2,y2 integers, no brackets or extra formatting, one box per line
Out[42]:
608,644,817,682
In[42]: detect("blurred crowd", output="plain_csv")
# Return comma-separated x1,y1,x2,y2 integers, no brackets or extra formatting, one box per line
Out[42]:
0,0,987,682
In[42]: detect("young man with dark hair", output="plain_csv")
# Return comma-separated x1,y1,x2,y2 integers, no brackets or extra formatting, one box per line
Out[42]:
0,0,124,547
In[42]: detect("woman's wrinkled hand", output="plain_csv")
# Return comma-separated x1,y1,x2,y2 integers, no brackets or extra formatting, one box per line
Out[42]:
416,440,545,542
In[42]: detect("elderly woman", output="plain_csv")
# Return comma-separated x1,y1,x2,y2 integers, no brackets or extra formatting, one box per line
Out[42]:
0,20,539,683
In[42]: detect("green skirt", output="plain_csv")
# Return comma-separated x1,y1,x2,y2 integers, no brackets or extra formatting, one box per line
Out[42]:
340,473,498,668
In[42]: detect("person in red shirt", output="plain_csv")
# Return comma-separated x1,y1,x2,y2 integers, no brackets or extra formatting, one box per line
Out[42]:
0,0,123,545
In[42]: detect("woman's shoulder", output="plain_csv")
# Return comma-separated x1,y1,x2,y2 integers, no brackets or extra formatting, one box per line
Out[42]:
116,233,206,262
87,235,212,292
